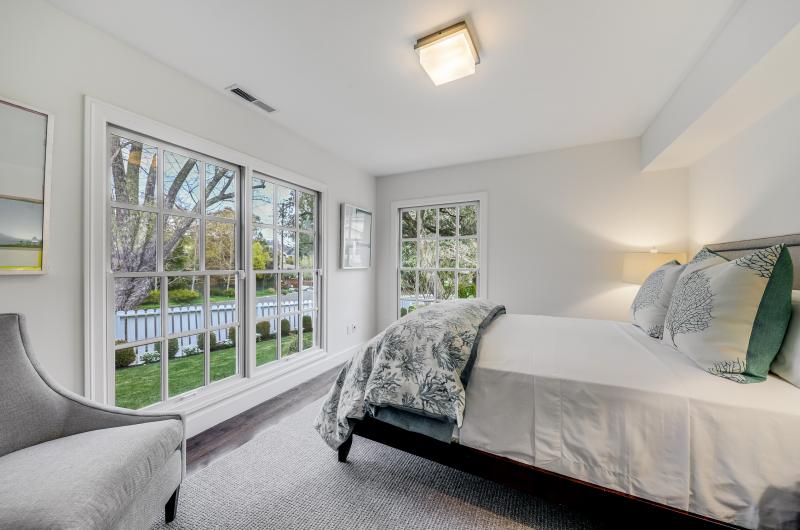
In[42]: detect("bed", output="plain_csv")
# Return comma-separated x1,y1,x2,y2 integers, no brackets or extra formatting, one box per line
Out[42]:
334,235,800,530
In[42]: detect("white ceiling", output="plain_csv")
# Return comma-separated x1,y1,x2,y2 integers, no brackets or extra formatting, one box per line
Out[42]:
50,0,735,176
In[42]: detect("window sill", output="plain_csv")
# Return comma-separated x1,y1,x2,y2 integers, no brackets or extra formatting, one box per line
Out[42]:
138,345,352,436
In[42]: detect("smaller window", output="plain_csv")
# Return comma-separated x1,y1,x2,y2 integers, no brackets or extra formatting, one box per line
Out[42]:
398,201,480,318
252,172,320,366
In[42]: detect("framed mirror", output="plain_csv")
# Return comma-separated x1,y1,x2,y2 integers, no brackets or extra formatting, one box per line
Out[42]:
0,98,53,274
340,203,372,269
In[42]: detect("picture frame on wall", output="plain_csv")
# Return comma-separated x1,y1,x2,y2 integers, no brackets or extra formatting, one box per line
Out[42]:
0,97,53,275
340,203,372,269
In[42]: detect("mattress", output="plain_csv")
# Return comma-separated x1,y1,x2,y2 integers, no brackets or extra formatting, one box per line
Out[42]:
458,314,800,529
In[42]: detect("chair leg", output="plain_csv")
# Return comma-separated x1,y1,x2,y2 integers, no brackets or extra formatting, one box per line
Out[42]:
337,435,353,463
165,486,180,523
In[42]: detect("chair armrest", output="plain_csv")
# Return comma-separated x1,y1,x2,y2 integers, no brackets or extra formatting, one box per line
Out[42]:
11,313,187,478
57,391,188,479
60,389,184,435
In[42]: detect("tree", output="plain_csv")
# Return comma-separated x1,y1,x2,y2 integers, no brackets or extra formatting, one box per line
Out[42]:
664,270,714,346
204,221,235,271
111,136,236,310
252,233,272,270
734,245,781,279
298,192,315,230
401,210,417,238
631,268,665,317
274,191,296,269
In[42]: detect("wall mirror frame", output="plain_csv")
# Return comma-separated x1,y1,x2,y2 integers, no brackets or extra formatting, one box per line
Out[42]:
0,97,54,275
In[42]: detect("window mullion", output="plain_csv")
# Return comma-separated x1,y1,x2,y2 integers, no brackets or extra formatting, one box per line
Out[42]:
157,146,169,404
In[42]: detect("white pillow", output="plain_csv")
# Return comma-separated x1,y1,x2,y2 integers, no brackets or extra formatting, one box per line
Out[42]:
629,261,685,339
663,245,793,383
771,291,800,387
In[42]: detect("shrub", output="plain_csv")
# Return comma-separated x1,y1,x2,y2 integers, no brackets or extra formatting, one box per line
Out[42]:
302,315,312,332
168,338,179,359
400,308,407,317
281,318,291,336
141,290,161,306
115,340,136,368
458,282,476,299
408,305,416,313
209,331,218,351
168,289,201,305
197,333,205,352
210,288,236,299
228,327,236,344
141,351,161,364
256,321,271,341
169,276,191,290
182,346,202,356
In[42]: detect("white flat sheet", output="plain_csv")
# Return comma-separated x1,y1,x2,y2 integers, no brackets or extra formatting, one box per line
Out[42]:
459,314,800,529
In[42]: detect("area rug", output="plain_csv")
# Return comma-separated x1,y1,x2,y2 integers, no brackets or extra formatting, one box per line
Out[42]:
152,399,607,529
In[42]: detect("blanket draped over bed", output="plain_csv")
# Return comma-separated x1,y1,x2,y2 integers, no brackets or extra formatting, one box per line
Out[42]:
315,299,505,449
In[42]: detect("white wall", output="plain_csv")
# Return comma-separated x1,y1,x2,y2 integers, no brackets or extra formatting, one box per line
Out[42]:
688,93,800,252
0,1,376,393
376,138,690,329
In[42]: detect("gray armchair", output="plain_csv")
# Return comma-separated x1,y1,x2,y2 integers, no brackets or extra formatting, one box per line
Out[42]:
0,314,185,529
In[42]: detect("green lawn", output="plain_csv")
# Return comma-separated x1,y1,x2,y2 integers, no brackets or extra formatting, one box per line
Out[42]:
115,332,312,410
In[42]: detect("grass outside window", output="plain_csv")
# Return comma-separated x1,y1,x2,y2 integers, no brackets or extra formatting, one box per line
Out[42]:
115,333,313,410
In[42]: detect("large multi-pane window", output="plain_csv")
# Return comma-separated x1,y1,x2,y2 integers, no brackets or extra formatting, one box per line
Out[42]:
398,201,480,317
251,172,319,367
94,107,327,412
109,129,241,409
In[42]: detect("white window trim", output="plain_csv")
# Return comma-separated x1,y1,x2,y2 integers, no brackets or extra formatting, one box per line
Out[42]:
84,96,329,409
390,192,488,316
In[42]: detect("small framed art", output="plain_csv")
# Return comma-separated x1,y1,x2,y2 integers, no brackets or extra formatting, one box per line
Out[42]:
0,97,53,274
340,203,372,269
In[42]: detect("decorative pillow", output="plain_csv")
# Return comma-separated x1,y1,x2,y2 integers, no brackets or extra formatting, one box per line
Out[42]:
662,244,793,383
770,291,800,388
629,261,686,339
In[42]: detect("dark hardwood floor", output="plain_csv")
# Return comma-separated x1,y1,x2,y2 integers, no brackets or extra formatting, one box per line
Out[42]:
186,366,340,475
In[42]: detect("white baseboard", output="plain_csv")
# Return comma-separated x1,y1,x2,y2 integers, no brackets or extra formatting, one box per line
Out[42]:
183,345,357,437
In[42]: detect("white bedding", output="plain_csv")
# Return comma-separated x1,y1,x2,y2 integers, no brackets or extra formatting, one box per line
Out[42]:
459,314,800,529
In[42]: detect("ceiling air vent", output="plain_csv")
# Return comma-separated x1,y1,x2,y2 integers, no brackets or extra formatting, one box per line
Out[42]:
226,84,276,113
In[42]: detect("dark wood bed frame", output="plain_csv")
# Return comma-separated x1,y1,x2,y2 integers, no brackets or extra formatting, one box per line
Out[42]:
338,417,741,529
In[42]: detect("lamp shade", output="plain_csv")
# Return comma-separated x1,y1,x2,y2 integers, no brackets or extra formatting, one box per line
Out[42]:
622,252,687,284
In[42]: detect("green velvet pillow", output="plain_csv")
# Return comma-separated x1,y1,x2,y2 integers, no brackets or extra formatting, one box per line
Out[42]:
662,244,793,383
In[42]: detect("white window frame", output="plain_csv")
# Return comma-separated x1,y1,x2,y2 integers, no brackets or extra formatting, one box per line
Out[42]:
84,97,329,410
250,170,322,367
390,192,488,318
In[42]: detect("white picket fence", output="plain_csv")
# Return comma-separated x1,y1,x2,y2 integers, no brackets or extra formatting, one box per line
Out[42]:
399,296,434,313
117,292,314,364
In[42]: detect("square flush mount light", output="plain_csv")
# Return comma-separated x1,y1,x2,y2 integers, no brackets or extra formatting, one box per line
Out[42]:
415,21,480,86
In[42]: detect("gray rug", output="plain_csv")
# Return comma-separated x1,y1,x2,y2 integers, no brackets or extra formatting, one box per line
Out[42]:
152,400,607,529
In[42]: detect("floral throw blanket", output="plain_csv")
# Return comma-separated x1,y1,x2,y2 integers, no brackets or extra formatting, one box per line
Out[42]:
315,299,505,449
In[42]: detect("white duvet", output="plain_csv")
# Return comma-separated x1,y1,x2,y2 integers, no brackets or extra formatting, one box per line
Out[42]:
459,314,800,529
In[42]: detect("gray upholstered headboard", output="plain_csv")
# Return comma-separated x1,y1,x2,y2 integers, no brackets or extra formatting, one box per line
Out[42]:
706,233,800,290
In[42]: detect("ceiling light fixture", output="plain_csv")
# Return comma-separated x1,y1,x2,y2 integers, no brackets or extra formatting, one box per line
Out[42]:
414,21,479,86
